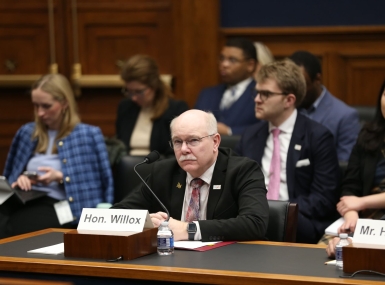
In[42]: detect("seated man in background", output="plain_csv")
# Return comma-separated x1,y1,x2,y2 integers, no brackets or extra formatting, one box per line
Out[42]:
289,51,360,162
112,109,269,241
236,59,339,244
195,38,259,135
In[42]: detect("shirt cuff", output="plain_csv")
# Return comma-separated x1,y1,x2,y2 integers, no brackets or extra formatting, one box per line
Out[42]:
194,221,202,240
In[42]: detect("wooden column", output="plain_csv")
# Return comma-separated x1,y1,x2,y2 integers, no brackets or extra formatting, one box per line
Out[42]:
172,0,219,107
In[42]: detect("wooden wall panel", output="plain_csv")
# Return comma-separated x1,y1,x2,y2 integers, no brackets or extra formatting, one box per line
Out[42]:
222,26,385,107
0,0,220,171
0,2,50,75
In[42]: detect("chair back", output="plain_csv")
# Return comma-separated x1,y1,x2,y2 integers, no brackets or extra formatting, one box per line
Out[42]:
353,105,375,127
266,200,298,242
219,135,241,151
113,155,152,203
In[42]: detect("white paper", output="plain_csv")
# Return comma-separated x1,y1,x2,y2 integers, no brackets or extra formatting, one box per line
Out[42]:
325,217,345,236
28,243,64,255
174,241,220,249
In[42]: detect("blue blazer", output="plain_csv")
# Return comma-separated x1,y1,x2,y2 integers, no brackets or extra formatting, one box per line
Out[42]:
304,88,360,162
195,80,259,135
236,113,340,243
3,123,114,223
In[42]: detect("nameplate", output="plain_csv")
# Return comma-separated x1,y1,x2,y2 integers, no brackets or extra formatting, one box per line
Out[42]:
353,219,385,245
77,208,153,232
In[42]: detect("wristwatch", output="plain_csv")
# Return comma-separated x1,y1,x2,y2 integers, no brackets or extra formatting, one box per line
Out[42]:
187,222,197,240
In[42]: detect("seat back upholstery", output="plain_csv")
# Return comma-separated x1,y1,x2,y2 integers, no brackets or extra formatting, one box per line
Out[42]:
266,200,299,242
353,105,376,127
219,135,241,152
113,155,152,203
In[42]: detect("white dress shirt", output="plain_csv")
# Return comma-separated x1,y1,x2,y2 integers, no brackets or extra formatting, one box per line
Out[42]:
219,77,253,110
181,161,216,240
262,109,297,201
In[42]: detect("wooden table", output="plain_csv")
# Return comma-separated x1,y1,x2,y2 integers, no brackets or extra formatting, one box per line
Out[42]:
0,228,384,285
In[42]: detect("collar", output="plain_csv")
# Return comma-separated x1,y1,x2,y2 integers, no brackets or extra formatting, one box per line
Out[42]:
186,160,217,186
227,77,253,92
310,85,327,110
268,109,297,134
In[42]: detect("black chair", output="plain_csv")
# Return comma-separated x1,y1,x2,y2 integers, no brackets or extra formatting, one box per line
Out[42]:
353,105,375,127
113,155,153,203
219,135,241,151
266,200,299,242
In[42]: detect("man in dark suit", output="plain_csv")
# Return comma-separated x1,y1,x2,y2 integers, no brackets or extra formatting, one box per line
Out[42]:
289,51,360,162
112,109,269,241
236,60,339,244
195,38,259,135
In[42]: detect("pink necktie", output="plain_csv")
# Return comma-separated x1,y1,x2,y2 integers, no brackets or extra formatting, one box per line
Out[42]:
185,178,204,222
267,128,281,200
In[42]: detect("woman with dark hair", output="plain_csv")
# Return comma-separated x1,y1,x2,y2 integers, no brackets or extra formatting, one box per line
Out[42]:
116,55,189,156
327,79,385,257
1,74,113,238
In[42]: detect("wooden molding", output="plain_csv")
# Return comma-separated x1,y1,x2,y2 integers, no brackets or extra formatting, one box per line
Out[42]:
0,75,41,87
72,74,173,88
221,25,385,36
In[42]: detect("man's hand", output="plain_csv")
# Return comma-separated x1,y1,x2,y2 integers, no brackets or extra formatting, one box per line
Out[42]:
150,211,168,227
168,217,188,241
217,122,231,135
149,213,189,241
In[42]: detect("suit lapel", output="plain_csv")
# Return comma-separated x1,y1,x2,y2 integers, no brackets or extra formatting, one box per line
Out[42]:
286,114,306,197
254,123,269,163
206,151,228,219
170,168,187,219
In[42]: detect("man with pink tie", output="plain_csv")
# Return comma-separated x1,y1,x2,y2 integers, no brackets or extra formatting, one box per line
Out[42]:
236,59,340,243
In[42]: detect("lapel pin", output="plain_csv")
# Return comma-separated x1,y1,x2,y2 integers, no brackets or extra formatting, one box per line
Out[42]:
176,182,182,189
213,185,221,190
294,144,302,151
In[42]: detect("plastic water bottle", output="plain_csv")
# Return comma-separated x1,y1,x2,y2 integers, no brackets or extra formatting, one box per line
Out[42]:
157,221,174,255
335,233,349,270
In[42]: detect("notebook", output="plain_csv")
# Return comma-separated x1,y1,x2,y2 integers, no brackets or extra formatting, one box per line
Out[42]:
0,176,47,205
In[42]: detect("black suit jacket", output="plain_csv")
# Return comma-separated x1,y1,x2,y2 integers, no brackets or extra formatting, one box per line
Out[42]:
112,148,269,242
116,98,189,156
341,143,382,198
237,113,340,243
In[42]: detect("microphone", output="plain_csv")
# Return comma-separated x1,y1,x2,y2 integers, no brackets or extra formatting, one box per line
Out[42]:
134,150,171,221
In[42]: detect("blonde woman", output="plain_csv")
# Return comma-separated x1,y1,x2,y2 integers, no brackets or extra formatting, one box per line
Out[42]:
1,74,113,238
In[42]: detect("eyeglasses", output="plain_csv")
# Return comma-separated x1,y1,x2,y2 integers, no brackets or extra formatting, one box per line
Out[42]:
218,56,248,65
121,87,148,98
252,90,288,101
169,134,215,150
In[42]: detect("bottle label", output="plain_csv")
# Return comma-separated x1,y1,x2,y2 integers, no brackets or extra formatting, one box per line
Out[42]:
158,237,174,248
336,246,343,261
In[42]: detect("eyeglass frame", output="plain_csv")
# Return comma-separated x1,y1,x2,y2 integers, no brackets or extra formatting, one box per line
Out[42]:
252,89,289,101
218,55,252,65
169,134,216,150
121,87,148,98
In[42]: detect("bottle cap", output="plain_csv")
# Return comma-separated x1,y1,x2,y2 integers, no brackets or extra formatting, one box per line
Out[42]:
339,233,348,238
161,221,169,226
